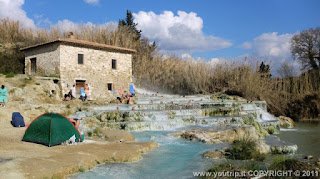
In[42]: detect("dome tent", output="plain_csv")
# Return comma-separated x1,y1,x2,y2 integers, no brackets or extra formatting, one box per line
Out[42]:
22,113,81,147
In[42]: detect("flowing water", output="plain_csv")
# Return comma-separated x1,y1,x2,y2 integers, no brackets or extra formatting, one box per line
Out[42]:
71,130,228,179
70,91,320,178
277,122,320,159
72,123,320,179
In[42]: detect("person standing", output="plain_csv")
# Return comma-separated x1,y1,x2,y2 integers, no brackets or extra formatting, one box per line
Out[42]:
84,84,90,100
0,85,8,107
71,84,76,99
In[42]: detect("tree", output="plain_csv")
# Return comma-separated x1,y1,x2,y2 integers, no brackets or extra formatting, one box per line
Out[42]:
277,61,297,78
118,10,142,40
290,27,320,71
258,61,271,78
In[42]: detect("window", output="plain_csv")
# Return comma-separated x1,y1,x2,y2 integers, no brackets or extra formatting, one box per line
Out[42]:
112,59,117,69
78,54,84,64
107,83,112,91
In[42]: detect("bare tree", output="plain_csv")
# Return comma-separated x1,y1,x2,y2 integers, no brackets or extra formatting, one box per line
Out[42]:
277,61,297,78
290,27,320,70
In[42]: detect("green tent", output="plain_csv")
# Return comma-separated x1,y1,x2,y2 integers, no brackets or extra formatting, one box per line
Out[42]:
22,113,81,147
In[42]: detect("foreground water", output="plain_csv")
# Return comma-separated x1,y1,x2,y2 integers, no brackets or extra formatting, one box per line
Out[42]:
277,122,320,159
71,130,227,179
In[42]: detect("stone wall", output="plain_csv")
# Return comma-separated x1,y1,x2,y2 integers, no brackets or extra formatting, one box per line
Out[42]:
24,44,60,76
59,44,133,100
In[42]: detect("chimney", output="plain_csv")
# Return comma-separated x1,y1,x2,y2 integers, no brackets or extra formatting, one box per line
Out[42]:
67,32,75,39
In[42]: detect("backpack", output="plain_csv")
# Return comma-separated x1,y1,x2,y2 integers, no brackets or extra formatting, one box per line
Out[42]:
11,112,25,127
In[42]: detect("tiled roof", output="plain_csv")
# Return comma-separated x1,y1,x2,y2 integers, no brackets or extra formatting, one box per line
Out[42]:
20,38,136,53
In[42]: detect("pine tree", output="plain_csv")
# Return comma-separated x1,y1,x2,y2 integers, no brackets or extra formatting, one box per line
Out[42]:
118,10,142,40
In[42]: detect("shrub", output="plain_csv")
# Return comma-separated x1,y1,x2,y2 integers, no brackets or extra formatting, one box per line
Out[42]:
269,156,316,172
267,126,275,134
226,138,266,161
78,166,85,172
5,72,15,78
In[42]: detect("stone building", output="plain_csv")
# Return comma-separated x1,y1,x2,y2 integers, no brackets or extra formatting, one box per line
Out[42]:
21,38,136,99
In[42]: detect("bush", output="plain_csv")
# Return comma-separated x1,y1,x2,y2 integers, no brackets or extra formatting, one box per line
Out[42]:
5,72,15,78
226,138,266,161
78,166,85,172
269,156,316,172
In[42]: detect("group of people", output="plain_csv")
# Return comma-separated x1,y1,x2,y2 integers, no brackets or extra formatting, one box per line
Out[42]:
0,85,8,107
117,91,134,104
63,84,91,102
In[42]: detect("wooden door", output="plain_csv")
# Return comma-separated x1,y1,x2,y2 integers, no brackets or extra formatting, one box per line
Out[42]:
76,80,86,95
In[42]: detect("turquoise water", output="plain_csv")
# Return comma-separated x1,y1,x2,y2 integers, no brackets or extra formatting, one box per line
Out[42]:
71,130,227,179
277,122,320,158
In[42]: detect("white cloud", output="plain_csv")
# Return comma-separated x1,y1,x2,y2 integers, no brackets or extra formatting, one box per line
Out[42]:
84,0,99,5
133,11,232,53
181,53,193,60
238,41,252,49
208,57,227,66
54,19,117,32
243,32,298,74
251,32,293,59
0,0,35,28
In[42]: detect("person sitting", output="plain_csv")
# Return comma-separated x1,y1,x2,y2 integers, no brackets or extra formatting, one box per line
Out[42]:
64,90,74,101
116,97,122,103
128,96,133,105
80,87,86,101
69,118,80,130
69,90,75,100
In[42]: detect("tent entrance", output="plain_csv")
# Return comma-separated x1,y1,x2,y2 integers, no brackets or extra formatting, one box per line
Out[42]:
76,80,86,95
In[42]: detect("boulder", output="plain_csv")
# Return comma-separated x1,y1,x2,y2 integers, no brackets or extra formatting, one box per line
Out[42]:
278,116,295,128
203,150,225,159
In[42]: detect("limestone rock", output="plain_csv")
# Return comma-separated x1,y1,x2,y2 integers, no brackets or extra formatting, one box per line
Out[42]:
100,114,107,122
173,125,260,144
255,140,271,154
203,150,225,159
270,144,298,154
8,87,24,101
278,116,295,128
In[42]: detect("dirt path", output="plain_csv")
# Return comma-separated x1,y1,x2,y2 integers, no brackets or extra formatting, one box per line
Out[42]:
0,104,157,179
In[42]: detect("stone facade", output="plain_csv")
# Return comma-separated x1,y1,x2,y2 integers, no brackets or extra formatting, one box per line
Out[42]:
22,41,133,100
24,43,60,75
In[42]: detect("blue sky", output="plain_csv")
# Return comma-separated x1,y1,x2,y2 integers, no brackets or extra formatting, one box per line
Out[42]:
1,0,320,71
